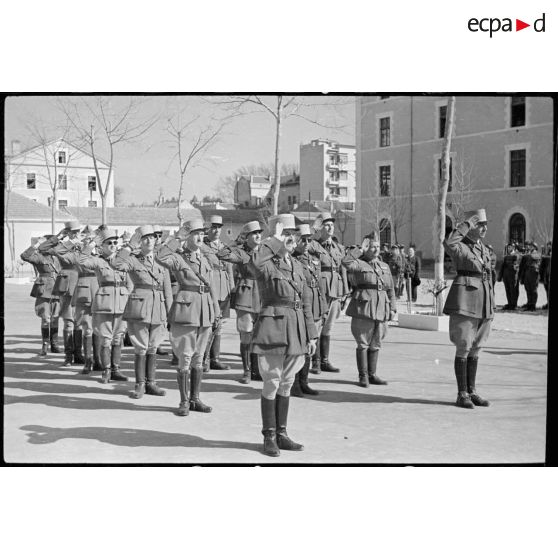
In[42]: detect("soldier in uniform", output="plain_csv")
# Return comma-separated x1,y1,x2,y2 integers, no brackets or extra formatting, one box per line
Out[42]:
201,215,235,371
20,236,62,356
385,244,404,300
404,245,421,303
78,229,133,382
153,224,171,357
397,245,407,298
250,214,318,457
307,212,348,374
341,233,397,387
111,225,173,399
217,220,263,384
290,224,326,397
497,243,521,310
487,245,497,287
443,209,494,409
519,242,542,311
540,242,551,310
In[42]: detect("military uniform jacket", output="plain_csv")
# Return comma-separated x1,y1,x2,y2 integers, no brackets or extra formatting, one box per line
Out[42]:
20,246,60,299
443,221,495,319
217,244,261,313
249,237,318,355
308,237,349,299
201,239,235,302
78,249,133,315
40,237,80,297
294,251,328,321
156,244,219,327
404,255,421,281
341,248,396,322
498,253,521,282
111,248,172,325
385,252,403,278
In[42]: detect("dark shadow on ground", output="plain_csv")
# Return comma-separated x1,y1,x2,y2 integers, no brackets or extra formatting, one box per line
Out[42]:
20,424,262,453
484,349,547,356
300,389,454,406
4,380,130,397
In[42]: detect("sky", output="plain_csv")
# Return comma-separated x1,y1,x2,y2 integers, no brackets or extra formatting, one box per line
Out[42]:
4,95,356,206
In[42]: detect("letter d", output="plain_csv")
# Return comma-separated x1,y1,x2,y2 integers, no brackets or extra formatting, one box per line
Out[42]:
534,13,545,32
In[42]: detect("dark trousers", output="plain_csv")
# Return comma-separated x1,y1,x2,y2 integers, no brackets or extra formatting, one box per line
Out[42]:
503,278,519,308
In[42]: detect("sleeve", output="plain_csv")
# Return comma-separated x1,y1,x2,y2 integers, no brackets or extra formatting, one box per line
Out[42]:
111,247,137,272
162,268,173,314
443,220,474,260
307,239,326,258
227,261,235,291
20,246,47,265
341,246,366,272
301,280,318,340
53,243,79,266
251,237,283,276
384,269,397,311
78,253,102,271
156,245,187,272
217,245,250,265
38,236,59,253
415,256,421,279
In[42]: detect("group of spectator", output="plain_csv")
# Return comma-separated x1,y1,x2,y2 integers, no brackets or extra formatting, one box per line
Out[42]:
379,243,422,303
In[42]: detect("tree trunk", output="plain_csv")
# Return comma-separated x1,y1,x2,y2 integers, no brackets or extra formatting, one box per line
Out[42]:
101,196,108,226
271,96,282,216
434,96,456,315
51,189,57,234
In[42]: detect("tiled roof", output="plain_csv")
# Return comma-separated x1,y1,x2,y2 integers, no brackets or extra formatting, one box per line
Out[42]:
5,191,68,221
64,206,202,226
198,208,264,224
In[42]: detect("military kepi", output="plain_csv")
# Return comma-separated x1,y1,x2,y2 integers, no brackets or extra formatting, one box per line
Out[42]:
137,225,155,238
464,208,487,223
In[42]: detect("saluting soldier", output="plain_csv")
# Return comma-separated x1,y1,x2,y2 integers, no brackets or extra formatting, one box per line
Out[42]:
341,233,397,387
307,212,349,374
20,235,62,356
443,209,494,409
290,224,326,397
497,243,521,310
111,225,173,399
217,220,263,384
519,242,541,311
153,224,171,357
156,219,220,416
250,214,318,457
78,228,133,383
201,215,235,371
404,245,421,303
385,245,404,300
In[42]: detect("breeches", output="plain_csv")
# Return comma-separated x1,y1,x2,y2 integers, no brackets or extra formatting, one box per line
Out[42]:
259,354,306,400
127,321,167,355
237,310,257,344
94,313,127,347
170,324,211,370
75,304,93,335
35,298,60,323
321,297,341,336
350,317,387,350
59,294,75,323
449,314,492,358
503,279,519,306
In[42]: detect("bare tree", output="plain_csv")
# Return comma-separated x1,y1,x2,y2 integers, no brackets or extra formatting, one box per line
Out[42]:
533,213,554,247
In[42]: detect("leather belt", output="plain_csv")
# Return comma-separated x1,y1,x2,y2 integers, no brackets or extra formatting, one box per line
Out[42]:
457,270,490,280
79,272,96,277
135,285,164,291
181,284,211,294
321,266,339,272
99,282,121,287
356,283,383,290
263,300,302,310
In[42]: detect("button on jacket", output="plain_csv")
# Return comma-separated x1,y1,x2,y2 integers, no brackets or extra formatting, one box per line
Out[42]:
308,237,349,299
443,221,495,319
201,239,235,303
341,247,396,322
250,237,318,355
294,251,328,321
20,245,60,299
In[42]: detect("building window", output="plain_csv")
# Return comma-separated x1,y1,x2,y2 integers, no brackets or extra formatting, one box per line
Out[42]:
379,218,391,246
88,200,98,207
510,97,526,127
438,105,447,138
329,155,338,166
379,117,391,147
510,149,526,187
438,158,453,192
58,199,68,209
339,153,348,164
88,176,97,191
58,174,67,190
339,170,348,181
379,165,391,197
329,171,339,182
58,151,67,164
292,196,296,205
287,196,292,206
509,213,526,245
27,173,36,189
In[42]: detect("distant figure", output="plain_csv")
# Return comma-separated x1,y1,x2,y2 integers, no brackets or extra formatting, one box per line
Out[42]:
497,243,521,310
404,246,422,303
519,242,541,311
385,245,404,300
539,241,551,310
487,245,497,287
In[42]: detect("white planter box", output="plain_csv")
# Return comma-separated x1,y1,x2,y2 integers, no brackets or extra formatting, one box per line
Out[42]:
397,312,449,332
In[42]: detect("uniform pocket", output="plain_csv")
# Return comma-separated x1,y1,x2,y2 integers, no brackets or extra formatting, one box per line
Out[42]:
172,291,194,323
30,281,45,298
94,288,114,312
75,285,92,304
123,294,147,321
55,273,70,295
254,315,287,345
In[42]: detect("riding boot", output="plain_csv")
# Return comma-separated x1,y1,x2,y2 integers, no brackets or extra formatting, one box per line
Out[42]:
123,330,133,347
300,356,319,395
467,357,490,406
275,395,304,451
320,335,339,372
290,373,305,398
63,330,74,366
202,343,211,373
356,348,369,388
82,335,93,373
110,343,128,381
189,367,212,412
50,324,61,353
239,343,251,384
261,396,280,457
310,340,321,374
176,369,190,416
209,335,230,370
367,349,387,385
455,357,474,409
250,352,262,381
40,326,50,356
73,329,85,365
92,333,103,371
145,353,166,396
131,354,146,399
100,345,112,384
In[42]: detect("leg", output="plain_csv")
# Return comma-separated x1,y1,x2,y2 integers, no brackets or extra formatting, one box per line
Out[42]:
276,355,305,450
110,315,128,381
127,321,149,398
368,320,387,385
467,318,492,406
320,298,341,372
449,314,476,409
145,324,167,396
72,305,86,365
351,317,372,387
170,323,195,415
298,355,319,396
259,354,283,457
310,319,323,374
49,304,61,353
189,326,212,412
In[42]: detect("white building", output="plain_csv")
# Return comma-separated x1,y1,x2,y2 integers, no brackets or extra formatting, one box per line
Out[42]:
5,138,115,210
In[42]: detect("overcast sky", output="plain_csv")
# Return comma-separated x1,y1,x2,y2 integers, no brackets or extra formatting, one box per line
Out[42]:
4,95,355,205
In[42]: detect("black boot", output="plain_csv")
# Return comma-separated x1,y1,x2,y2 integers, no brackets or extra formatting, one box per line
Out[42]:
73,329,85,365
310,341,321,374
202,342,211,373
82,335,93,374
92,334,103,371
261,396,280,457
367,349,387,385
356,348,369,388
290,373,305,398
110,344,127,381
250,352,262,381
189,367,212,412
145,353,166,396
276,395,304,451
123,331,133,347
63,330,74,366
210,335,230,370
100,345,112,384
176,369,190,416
239,343,251,384
320,335,339,372
300,356,319,395
40,326,50,356
50,324,61,353
131,354,146,399
455,357,474,409
467,357,490,407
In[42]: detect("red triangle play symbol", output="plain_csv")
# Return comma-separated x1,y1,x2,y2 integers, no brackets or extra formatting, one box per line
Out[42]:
516,19,530,31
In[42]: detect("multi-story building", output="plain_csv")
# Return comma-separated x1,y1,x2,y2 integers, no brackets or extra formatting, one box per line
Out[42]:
5,138,115,210
234,173,300,211
356,96,554,259
300,139,356,207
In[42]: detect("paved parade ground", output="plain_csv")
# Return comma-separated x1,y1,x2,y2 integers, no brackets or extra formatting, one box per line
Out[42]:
3,282,548,464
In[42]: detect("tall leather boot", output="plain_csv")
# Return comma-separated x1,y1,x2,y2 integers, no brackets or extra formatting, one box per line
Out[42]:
250,352,262,381
176,369,190,416
320,335,339,372
455,357,474,409
261,396,280,457
275,395,304,451
300,356,319,395
131,354,146,399
145,353,166,396
82,335,93,374
50,324,61,353
210,335,230,370
239,343,251,384
92,334,104,371
310,340,321,374
356,348,369,387
63,330,74,366
189,367,212,412
123,330,133,347
40,326,50,356
202,341,211,373
367,349,387,385
290,373,304,398
73,329,85,365
110,344,128,381
100,345,112,384
467,357,490,406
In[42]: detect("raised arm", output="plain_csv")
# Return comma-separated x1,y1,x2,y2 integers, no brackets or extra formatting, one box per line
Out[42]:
341,246,367,272
155,244,189,272
216,245,251,265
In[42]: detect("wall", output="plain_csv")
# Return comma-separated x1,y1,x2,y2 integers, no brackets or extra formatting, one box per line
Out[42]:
300,142,325,205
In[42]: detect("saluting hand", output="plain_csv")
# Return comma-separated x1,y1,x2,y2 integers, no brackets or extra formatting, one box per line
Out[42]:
467,214,481,229
361,237,371,253
273,221,284,240
311,216,323,232
127,230,143,250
